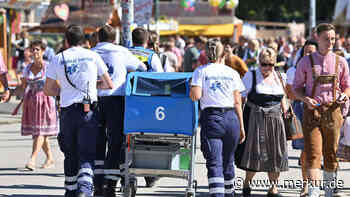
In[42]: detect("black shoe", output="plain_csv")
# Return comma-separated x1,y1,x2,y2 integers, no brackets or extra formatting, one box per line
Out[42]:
144,177,159,188
76,192,88,197
242,187,251,197
103,187,116,197
93,186,103,197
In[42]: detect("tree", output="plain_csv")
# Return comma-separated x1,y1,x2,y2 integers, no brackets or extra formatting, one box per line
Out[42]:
236,0,336,23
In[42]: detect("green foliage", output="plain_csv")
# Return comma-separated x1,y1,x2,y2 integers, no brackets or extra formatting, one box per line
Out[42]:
236,0,336,22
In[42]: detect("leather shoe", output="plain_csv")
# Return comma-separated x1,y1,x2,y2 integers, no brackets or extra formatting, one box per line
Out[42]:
76,192,88,197
267,191,282,197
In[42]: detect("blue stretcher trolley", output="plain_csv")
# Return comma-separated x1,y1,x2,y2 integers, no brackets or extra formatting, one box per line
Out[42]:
123,72,199,197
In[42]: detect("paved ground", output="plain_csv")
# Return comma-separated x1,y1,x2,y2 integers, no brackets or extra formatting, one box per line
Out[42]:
1,99,350,196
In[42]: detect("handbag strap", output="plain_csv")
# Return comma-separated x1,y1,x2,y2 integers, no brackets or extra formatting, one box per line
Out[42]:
276,71,296,116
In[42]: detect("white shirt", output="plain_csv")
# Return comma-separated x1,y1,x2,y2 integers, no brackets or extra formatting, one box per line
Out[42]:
163,51,178,72
286,66,296,85
292,48,302,67
191,63,245,110
46,46,108,107
150,53,164,72
242,68,286,97
92,42,146,96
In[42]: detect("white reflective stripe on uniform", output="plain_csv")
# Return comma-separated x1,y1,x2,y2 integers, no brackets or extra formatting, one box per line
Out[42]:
209,187,225,194
120,161,132,169
78,176,93,183
65,176,78,182
224,179,235,185
105,175,121,181
104,169,121,175
78,168,93,176
94,160,104,166
65,183,78,191
208,177,224,184
225,188,235,194
94,169,104,174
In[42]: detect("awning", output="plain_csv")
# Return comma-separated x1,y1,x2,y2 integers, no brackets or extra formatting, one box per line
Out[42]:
160,24,237,37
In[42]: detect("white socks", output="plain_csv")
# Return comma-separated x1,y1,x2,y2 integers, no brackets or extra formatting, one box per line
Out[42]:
308,185,321,197
323,171,336,197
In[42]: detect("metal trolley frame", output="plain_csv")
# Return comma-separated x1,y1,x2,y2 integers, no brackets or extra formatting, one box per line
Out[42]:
123,133,197,197
122,72,198,197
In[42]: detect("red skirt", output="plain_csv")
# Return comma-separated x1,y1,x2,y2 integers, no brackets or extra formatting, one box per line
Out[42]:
21,90,58,137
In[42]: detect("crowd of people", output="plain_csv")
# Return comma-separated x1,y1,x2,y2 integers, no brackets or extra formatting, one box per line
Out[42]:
0,21,349,197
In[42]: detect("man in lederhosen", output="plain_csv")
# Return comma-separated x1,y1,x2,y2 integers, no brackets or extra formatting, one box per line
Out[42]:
293,23,350,197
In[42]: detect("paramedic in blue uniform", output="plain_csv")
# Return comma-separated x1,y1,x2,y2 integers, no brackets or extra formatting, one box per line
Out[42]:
91,25,147,197
129,27,164,188
129,27,164,72
190,38,246,197
44,24,114,197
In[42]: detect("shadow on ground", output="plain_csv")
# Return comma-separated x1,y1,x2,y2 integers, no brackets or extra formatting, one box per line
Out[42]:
0,168,63,178
0,184,62,190
8,195,62,197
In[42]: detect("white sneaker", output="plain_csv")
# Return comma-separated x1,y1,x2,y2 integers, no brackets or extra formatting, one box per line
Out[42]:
308,186,320,197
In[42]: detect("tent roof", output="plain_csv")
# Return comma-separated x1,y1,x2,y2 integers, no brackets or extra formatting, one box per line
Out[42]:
160,23,241,37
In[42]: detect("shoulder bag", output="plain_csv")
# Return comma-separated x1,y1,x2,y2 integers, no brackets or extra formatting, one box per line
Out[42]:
276,71,304,140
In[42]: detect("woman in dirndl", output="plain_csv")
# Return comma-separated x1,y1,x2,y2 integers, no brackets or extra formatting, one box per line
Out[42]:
21,40,58,170
236,48,288,197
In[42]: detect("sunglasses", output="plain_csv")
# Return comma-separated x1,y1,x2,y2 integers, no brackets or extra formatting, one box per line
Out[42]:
261,63,274,67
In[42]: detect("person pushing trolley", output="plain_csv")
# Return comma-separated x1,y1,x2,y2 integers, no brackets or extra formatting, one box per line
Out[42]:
91,25,147,197
44,24,114,197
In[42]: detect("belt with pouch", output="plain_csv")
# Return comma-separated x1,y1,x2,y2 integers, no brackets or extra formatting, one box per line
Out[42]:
203,107,234,113
61,102,98,111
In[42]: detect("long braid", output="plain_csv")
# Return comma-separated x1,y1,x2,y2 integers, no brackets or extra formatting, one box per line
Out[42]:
206,38,223,63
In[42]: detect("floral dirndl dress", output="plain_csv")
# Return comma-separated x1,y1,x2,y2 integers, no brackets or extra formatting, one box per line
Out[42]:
21,63,58,137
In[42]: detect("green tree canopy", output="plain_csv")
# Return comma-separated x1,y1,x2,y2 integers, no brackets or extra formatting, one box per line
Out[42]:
236,0,336,23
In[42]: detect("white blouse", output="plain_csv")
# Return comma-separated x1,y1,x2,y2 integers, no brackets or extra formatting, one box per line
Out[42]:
242,68,286,97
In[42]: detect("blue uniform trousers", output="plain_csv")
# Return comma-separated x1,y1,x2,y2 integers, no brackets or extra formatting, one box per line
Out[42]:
200,108,240,197
95,96,125,188
93,103,107,192
58,103,99,197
